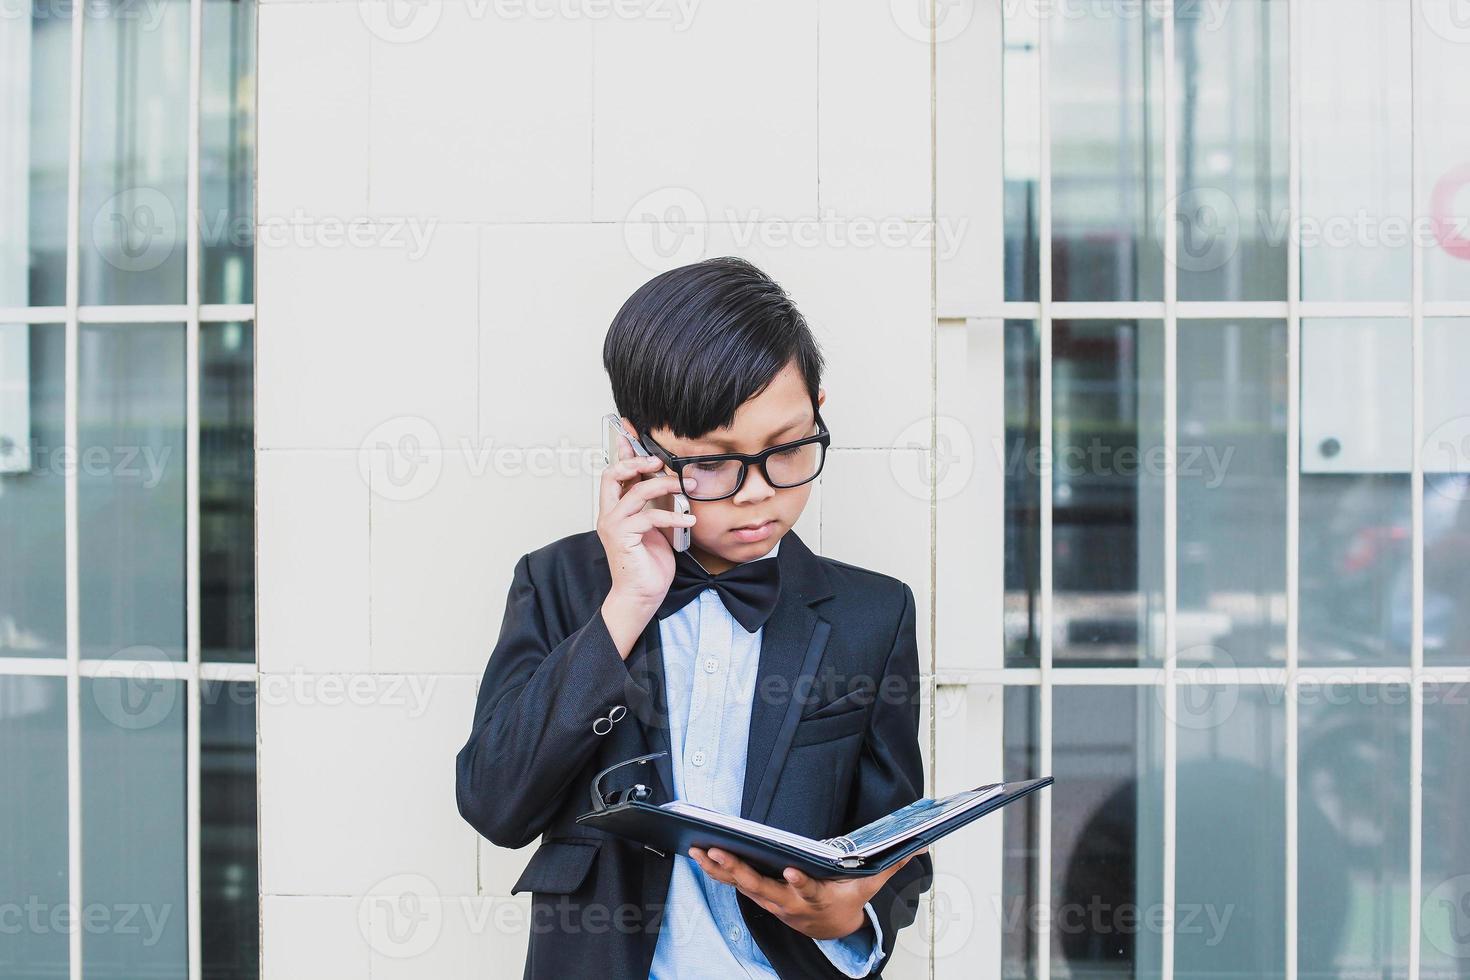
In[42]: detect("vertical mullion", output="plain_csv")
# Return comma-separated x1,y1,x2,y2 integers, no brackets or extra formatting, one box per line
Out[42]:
1035,2,1053,976
1160,3,1178,979
63,0,85,972
1284,0,1303,976
1407,0,1425,977
185,0,204,971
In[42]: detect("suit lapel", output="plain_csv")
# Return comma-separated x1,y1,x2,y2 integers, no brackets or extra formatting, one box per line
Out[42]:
623,621,675,803
740,531,833,822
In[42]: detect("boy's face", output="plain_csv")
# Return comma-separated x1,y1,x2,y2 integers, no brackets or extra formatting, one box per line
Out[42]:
636,359,823,574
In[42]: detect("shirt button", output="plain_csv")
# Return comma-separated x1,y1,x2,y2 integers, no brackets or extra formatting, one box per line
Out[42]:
691,750,706,767
728,926,743,943
704,657,719,673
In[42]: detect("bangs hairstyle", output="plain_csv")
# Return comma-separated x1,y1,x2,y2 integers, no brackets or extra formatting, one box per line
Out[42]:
603,256,825,440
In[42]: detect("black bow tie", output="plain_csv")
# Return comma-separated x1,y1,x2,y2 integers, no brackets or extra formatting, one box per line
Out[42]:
657,550,782,633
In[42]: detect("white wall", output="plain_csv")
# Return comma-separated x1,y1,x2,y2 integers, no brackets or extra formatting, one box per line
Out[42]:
254,2,1006,976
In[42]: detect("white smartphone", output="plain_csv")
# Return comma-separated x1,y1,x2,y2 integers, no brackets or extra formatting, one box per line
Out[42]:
602,414,691,553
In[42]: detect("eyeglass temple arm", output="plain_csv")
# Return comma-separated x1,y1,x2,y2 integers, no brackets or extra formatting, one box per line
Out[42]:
589,751,668,812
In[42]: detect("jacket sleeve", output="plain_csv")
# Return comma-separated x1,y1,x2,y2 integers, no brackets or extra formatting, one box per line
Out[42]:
840,581,933,972
455,552,646,849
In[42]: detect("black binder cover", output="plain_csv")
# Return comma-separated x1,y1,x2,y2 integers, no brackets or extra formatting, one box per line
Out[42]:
576,776,1052,879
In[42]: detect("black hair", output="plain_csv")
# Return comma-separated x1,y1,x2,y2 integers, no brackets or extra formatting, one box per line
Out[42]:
603,256,824,440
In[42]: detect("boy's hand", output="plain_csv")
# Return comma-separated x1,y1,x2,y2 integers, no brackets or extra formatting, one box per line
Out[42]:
597,453,697,658
689,847,921,942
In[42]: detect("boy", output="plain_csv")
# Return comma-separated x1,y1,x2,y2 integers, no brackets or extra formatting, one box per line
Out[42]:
456,257,932,978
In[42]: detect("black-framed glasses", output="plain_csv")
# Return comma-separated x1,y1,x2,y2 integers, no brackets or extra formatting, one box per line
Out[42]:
638,411,831,502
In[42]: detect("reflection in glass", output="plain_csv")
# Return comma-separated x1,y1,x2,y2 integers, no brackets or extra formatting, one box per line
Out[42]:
1174,0,1287,301
0,675,69,978
1177,320,1287,667
81,675,188,980
1002,3,1040,302
201,0,256,305
1050,1,1164,302
1424,320,1470,666
0,324,65,658
1421,685,1470,976
1053,320,1165,665
1299,474,1411,666
1299,0,1412,301
1002,686,1041,979
79,0,190,305
1004,320,1041,668
201,681,258,980
1298,684,1410,978
200,322,254,662
1175,685,1285,978
78,324,186,661
0,9,71,306
1299,319,1411,666
1418,1,1470,303
1052,686,1165,976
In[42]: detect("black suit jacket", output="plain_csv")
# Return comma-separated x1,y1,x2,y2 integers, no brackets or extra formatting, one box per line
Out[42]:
455,529,932,979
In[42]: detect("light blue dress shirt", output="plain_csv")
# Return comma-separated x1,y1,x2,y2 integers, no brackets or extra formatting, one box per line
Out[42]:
649,541,884,979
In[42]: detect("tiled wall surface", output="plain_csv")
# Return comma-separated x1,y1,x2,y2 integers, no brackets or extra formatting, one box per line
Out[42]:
255,3,1006,975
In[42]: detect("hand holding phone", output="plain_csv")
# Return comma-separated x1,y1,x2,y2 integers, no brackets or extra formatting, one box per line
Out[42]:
596,415,698,658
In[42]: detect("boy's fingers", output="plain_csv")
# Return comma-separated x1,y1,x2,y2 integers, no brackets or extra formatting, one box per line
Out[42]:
597,456,662,513
608,476,689,521
624,510,697,535
781,867,821,902
708,850,782,906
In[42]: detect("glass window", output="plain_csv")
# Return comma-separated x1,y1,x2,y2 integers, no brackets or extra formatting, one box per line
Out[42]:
0,8,71,307
1053,319,1166,666
79,0,191,305
78,324,187,662
201,680,259,980
1177,319,1288,667
0,323,66,659
200,322,255,663
1002,685,1041,979
1052,685,1166,976
1002,4,1040,303
1421,684,1470,973
1417,1,1470,303
1174,0,1288,302
82,675,189,980
1175,684,1286,978
1005,320,1041,668
1423,319,1470,666
200,0,256,305
1049,1,1165,303
1297,683,1411,978
1299,319,1412,666
0,675,69,978
1299,0,1412,301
